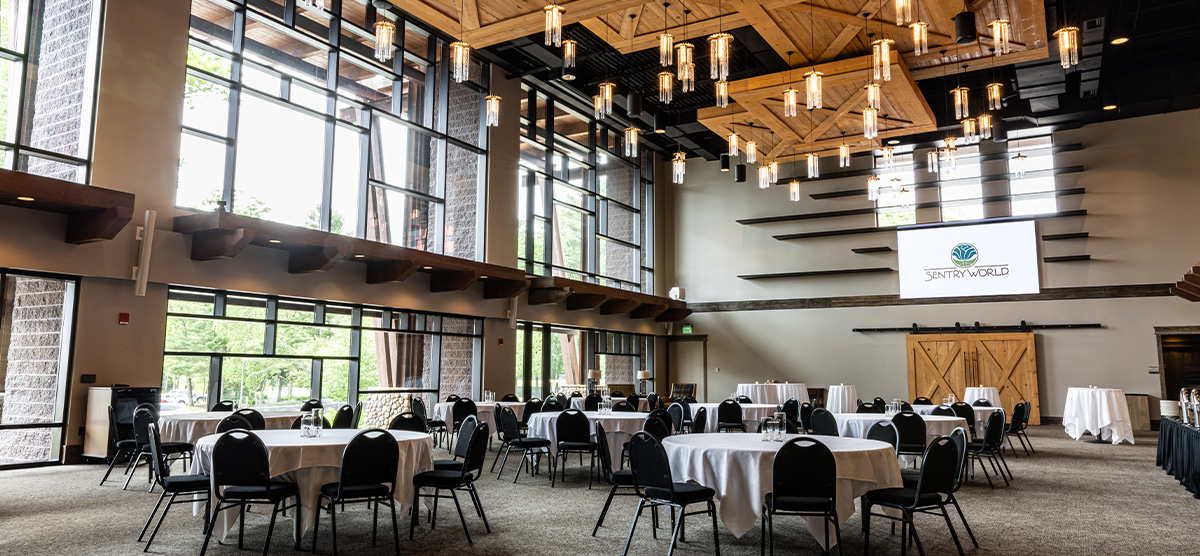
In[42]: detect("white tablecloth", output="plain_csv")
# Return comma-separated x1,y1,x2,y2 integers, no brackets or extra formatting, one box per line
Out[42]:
826,385,858,414
662,433,900,547
964,387,1001,406
692,403,781,433
833,413,969,446
1063,387,1135,445
910,404,1001,433
158,411,300,444
525,411,647,465
736,383,808,405
434,401,525,434
191,429,434,541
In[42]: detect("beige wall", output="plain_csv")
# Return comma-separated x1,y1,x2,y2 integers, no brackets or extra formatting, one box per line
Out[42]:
668,111,1200,418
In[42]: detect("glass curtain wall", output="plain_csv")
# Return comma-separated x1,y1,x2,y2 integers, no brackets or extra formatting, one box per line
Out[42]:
162,287,482,428
515,321,651,401
177,0,488,260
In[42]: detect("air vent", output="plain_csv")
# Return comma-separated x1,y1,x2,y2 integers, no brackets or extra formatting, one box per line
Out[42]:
1085,17,1105,30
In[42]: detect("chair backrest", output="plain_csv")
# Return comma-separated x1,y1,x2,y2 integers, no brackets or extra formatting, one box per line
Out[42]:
498,407,522,442
948,427,968,491
717,399,743,425
873,397,887,407
899,401,913,412
677,400,692,420
217,413,253,433
612,401,636,412
646,393,660,411
973,398,992,407
353,401,363,428
501,393,520,402
757,418,798,434
610,390,625,398
233,408,265,430
521,398,542,424
211,430,272,493
584,393,602,411
690,407,707,433
460,422,490,481
595,422,615,478
683,396,698,404
337,429,400,498
914,436,958,497
290,414,331,429
145,423,177,486
809,408,838,436
866,421,900,453
642,416,671,442
387,412,426,432
301,399,323,411
135,402,159,418
331,404,356,429
625,394,641,408
556,393,569,410
950,402,975,424
780,398,800,426
668,383,696,400
628,431,675,498
773,436,837,500
555,409,590,444
931,405,956,417
106,406,124,445
982,408,1007,447
1022,400,1032,427
647,408,674,435
211,400,235,412
666,403,685,431
452,398,478,426
1008,403,1027,429
799,402,814,432
570,391,583,397
891,412,927,449
446,394,461,403
735,395,753,404
541,397,564,412
856,402,884,414
133,407,155,445
411,397,429,420
913,396,933,405
453,415,479,459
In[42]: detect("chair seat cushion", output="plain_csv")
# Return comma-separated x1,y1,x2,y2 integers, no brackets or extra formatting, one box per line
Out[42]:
610,469,634,485
511,437,551,448
900,468,920,488
766,492,835,512
413,469,466,489
864,487,942,508
319,482,390,500
966,440,989,450
897,443,925,454
426,420,447,428
646,482,715,505
433,459,464,472
115,439,138,451
222,480,298,501
161,442,193,454
558,441,596,450
162,474,209,492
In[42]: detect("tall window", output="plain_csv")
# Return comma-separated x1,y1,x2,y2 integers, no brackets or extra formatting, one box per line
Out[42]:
939,144,984,222
515,321,652,400
177,0,488,260
161,287,482,428
0,0,103,183
1008,135,1057,216
517,84,654,293
876,153,916,226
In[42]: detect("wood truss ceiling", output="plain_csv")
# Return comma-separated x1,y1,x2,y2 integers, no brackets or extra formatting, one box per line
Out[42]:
391,0,1049,155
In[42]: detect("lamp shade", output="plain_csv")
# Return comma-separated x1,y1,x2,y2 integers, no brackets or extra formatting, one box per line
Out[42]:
627,93,643,116
734,163,746,183
589,369,602,380
954,11,977,44
637,371,651,380
720,154,731,172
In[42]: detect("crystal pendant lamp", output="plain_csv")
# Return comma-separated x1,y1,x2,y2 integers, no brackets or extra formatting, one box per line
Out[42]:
807,152,819,178
783,87,800,117
484,94,501,127
727,132,739,156
677,42,694,67
926,149,939,174
838,143,850,168
866,83,881,110
593,95,603,119
911,21,928,55
672,151,686,184
680,62,695,92
745,140,757,164
962,117,978,142
757,165,771,189
659,32,674,66
867,175,881,201
709,32,732,80
374,20,395,62
598,82,616,116
951,86,970,119
789,180,801,202
624,126,639,157
715,80,729,108
941,137,958,171
882,146,895,168
895,0,912,25
872,39,894,81
768,160,779,183
449,41,471,83
990,18,1011,54
1055,26,1079,68
987,82,1002,110
544,4,564,46
804,70,823,110
1011,152,1027,177
563,40,577,68
658,71,674,104
978,114,993,140
863,107,878,139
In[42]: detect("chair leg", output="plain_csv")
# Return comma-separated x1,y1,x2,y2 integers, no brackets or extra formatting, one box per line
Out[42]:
448,489,473,543
588,451,595,490
997,449,1014,481
861,502,871,556
198,501,225,556
389,498,401,555
949,496,979,548
512,449,528,484
666,506,685,556
710,500,721,556
469,484,490,532
139,491,168,541
261,501,280,556
493,444,510,475
312,497,322,554
123,453,146,490
760,506,767,556
1021,430,1035,454
409,489,420,540
1006,435,1019,457
908,513,925,556
974,454,995,489
832,515,842,556
622,499,645,556
594,484,620,536
142,493,178,552
239,503,247,550
940,506,966,556
100,450,126,486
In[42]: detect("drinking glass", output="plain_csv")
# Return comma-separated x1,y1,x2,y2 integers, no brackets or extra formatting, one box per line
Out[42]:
312,409,324,437
761,418,772,441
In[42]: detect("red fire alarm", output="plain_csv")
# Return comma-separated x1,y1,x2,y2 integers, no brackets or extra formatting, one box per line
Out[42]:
498,338,504,345
118,313,130,325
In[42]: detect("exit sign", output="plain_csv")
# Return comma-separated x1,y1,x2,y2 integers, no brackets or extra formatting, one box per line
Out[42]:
681,325,693,334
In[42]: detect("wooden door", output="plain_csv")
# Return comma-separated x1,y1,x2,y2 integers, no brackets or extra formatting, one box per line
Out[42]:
906,335,970,404
971,333,1041,424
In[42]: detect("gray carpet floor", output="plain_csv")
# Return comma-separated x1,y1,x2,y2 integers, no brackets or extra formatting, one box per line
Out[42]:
1,426,1196,555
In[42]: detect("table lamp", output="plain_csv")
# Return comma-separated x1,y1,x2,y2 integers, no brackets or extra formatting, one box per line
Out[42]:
637,370,651,394
587,369,601,394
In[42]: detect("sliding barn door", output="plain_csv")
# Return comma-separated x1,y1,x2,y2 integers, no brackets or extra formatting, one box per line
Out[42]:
906,335,970,404
971,333,1041,424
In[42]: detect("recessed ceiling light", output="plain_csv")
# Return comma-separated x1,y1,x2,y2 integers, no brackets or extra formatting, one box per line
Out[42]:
887,139,900,145
480,275,489,279
268,239,282,244
353,254,365,258
1110,37,1129,45
1102,104,1117,111
422,266,432,270
16,196,34,201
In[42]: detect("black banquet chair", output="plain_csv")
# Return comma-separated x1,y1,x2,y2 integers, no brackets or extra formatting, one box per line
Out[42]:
449,398,478,452
717,399,745,432
779,398,800,430
912,396,933,406
138,422,210,552
950,402,977,437
623,431,720,556
99,406,138,486
584,393,603,411
856,402,884,414
735,395,753,404
301,399,324,411
219,414,254,433
592,422,638,536
1005,402,1031,456
128,407,193,491
862,436,966,556
966,409,1012,488
387,412,426,433
210,400,236,412
972,398,992,407
799,402,814,433
500,393,520,402
199,430,301,556
931,405,957,417
648,408,676,436
493,406,552,483
290,414,331,429
690,407,708,434
902,427,979,551
762,436,840,555
892,412,928,461
436,416,478,473
809,408,839,437
311,429,402,555
866,420,900,454
233,408,266,430
330,404,356,429
412,397,446,447
410,422,491,543
554,409,598,488
612,401,636,412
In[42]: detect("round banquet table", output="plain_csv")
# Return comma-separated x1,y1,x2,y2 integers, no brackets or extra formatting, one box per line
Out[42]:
525,411,647,465
191,429,434,542
691,402,782,433
1063,387,1134,445
910,404,1001,434
661,433,901,548
826,385,858,414
736,383,808,406
434,401,525,434
963,386,1001,406
833,413,969,446
158,411,301,444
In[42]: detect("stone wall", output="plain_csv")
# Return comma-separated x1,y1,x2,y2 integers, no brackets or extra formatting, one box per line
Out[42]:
0,277,67,464
442,76,481,261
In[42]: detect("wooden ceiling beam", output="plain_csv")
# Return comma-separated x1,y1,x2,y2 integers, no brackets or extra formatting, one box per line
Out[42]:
732,0,808,63
804,87,869,142
610,14,750,54
738,98,806,145
461,0,480,30
384,1,461,37
778,3,954,45
619,6,644,39
817,0,880,62
461,0,651,48
907,46,1048,80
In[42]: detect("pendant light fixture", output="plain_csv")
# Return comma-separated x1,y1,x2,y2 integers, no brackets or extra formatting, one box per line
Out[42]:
672,150,687,184
658,71,674,104
872,38,894,81
882,145,895,168
838,133,850,168
710,0,732,80
805,3,822,109
680,61,695,92
745,129,757,164
544,3,564,46
299,0,325,10
978,113,993,140
449,0,471,82
563,39,577,69
720,154,731,172
782,51,799,117
911,0,928,55
926,149,939,174
373,18,396,62
863,107,878,139
1011,152,1027,177
788,144,801,202
951,85,969,119
598,82,615,116
1055,26,1079,68
986,82,1003,110
990,18,1011,54
624,125,639,157
677,9,695,91
895,0,912,25
867,175,881,201
727,130,739,157
941,136,958,171
485,94,501,127
757,164,771,189
769,160,779,183
715,80,729,108
962,117,978,142
659,3,674,66
866,82,882,110
807,152,819,178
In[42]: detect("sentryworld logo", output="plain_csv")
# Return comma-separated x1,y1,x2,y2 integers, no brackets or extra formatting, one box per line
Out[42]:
923,242,1010,282
950,243,979,268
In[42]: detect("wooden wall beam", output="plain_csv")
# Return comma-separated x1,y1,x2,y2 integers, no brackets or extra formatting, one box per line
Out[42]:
189,229,254,260
429,270,479,292
365,260,418,284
